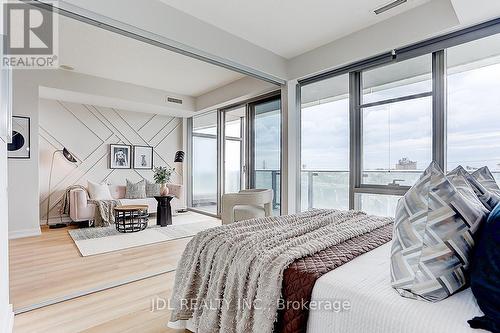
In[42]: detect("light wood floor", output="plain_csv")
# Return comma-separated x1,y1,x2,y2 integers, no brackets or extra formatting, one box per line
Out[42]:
9,214,217,332
14,272,187,333
9,225,191,310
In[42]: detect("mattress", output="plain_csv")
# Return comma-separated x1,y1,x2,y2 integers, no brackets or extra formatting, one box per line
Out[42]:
306,243,485,333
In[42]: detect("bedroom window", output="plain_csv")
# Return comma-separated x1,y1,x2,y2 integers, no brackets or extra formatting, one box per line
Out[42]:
446,33,500,181
191,111,218,214
298,20,500,217
300,74,350,211
360,55,433,187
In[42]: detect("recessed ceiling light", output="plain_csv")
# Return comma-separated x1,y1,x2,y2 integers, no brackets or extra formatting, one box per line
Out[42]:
59,64,75,71
374,0,408,15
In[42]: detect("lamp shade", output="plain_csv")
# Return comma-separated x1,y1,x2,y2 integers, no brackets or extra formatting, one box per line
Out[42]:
174,150,185,163
62,147,77,163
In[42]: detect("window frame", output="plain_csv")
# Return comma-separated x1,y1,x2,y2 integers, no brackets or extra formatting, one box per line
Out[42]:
187,91,282,218
188,111,219,217
352,51,444,205
297,16,500,211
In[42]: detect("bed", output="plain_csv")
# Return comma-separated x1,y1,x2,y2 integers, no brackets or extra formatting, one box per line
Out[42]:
167,209,484,333
306,243,484,333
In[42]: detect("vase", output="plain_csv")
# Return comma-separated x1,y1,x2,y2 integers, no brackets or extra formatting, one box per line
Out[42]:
160,183,169,196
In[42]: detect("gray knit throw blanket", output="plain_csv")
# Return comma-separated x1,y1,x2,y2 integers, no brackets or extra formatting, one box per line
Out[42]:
87,199,120,227
169,209,393,333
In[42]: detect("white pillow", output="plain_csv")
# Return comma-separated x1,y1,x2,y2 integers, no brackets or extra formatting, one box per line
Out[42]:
87,181,113,200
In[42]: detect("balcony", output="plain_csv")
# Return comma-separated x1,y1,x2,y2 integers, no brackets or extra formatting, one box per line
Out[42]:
193,169,500,217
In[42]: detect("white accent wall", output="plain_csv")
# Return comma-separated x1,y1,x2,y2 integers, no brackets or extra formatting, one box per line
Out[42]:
39,99,183,222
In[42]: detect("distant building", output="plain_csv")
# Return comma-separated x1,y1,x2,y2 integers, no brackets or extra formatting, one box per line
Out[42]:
395,157,417,170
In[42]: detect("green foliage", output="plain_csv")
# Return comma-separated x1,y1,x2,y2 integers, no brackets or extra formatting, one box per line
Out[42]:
153,166,174,184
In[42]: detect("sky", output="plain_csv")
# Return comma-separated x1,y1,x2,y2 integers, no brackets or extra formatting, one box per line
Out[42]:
300,62,500,172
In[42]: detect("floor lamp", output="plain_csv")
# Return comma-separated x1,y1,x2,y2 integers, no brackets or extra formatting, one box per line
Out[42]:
174,151,187,213
46,147,77,229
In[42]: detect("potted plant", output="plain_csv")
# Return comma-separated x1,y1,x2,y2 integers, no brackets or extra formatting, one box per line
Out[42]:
153,166,174,196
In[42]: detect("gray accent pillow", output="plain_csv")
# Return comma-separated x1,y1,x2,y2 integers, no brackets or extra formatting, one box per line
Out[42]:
145,180,160,197
470,166,500,211
391,162,488,302
125,179,146,199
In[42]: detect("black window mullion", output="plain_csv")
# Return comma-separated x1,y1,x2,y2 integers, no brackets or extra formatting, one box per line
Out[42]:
432,50,447,171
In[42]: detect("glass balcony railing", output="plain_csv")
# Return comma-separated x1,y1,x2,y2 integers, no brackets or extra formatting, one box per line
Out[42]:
260,169,500,214
255,169,281,214
193,169,500,216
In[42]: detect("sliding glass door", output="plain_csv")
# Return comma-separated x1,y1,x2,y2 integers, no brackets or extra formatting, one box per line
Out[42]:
223,107,245,194
189,93,282,217
249,97,281,214
191,112,218,214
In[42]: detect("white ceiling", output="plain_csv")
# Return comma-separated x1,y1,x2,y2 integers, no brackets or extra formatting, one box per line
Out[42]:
58,15,245,97
158,0,432,59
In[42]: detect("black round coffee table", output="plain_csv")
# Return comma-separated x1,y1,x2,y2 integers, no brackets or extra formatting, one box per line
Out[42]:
154,195,174,227
114,205,149,233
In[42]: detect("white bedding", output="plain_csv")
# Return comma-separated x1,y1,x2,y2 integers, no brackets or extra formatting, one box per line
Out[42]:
307,242,486,333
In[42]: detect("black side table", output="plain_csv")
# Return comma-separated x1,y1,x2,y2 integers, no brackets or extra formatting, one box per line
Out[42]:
154,195,174,227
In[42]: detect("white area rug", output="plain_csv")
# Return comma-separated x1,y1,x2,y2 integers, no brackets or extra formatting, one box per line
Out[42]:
68,212,220,256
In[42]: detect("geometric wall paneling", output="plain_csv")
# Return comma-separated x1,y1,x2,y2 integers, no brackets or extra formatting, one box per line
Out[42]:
40,134,121,220
38,99,183,222
39,99,103,161
39,133,77,200
154,120,182,164
149,118,182,147
115,109,156,131
100,108,146,145
138,113,175,142
60,102,113,141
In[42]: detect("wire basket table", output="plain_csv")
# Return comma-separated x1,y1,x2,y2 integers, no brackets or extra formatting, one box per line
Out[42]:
114,205,149,233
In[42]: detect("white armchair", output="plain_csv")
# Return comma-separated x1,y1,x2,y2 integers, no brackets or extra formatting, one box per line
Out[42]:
221,189,273,225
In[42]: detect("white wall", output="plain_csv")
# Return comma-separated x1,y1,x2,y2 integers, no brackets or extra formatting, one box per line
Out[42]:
1,0,14,327
8,69,191,238
39,99,183,222
0,140,13,333
8,74,40,239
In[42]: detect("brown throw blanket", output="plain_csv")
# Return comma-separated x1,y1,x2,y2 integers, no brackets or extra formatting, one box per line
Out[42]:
275,223,393,333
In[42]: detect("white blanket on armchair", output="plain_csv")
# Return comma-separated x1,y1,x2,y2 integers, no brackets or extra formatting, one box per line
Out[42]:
168,209,393,333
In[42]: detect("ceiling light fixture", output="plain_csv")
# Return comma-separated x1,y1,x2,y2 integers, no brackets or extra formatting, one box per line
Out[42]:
374,0,408,15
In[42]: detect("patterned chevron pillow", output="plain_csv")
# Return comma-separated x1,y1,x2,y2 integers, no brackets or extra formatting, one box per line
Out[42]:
470,166,500,211
390,162,488,302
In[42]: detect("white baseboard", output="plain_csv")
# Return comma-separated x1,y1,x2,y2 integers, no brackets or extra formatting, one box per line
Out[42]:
9,227,41,239
0,304,14,333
